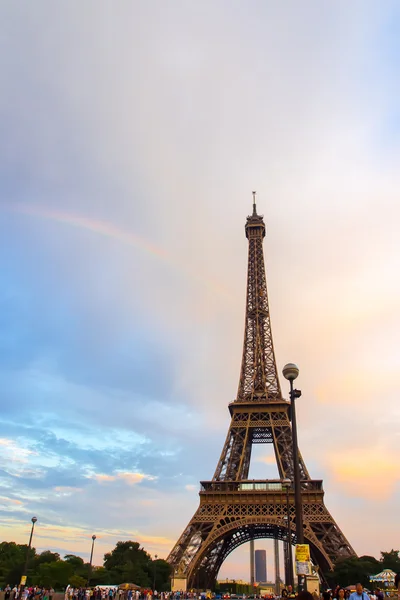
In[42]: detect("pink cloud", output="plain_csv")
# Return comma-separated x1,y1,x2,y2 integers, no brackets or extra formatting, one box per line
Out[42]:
326,446,399,499
118,472,152,485
0,496,23,506
92,474,116,482
256,455,276,465
89,472,156,485
0,438,36,463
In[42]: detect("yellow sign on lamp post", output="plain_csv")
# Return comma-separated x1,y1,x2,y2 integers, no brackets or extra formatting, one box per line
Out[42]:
295,544,312,576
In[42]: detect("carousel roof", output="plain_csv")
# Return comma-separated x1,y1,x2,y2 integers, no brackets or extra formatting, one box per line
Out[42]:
369,569,396,582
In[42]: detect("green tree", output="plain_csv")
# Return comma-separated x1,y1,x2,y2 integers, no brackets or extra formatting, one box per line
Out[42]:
69,575,87,588
0,538,171,591
104,541,152,587
328,555,380,588
91,567,113,585
360,556,381,570
380,550,400,573
64,555,85,568
359,555,381,576
64,555,89,579
35,551,60,566
0,542,36,588
36,561,73,589
150,558,172,592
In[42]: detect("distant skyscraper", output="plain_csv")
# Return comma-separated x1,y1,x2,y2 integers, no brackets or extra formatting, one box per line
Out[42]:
255,549,267,583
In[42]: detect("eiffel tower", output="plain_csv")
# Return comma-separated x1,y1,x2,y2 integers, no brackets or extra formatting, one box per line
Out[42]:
167,196,356,588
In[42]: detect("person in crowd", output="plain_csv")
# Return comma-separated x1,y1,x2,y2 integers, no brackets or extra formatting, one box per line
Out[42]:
282,586,295,599
349,584,369,600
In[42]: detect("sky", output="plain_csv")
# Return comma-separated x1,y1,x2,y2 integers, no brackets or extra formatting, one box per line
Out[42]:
0,0,400,583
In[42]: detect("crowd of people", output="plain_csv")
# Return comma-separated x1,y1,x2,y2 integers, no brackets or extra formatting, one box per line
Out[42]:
321,584,388,600
64,588,190,600
281,585,397,600
284,590,391,600
2,585,54,600
2,580,399,600
64,589,187,600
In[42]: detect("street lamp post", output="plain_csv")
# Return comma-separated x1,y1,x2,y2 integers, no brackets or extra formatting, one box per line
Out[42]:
153,554,158,591
282,479,294,590
20,517,38,593
283,363,304,592
87,535,96,587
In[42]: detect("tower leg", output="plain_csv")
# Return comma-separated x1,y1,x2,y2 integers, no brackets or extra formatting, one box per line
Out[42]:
250,538,255,585
283,540,289,587
274,538,280,596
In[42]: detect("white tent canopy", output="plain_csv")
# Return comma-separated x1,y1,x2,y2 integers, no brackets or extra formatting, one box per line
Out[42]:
369,569,396,583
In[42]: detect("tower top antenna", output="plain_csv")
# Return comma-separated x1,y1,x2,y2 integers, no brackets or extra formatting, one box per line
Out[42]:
252,191,257,215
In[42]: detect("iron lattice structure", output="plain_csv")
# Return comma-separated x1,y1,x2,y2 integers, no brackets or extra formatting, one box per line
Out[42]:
167,201,356,588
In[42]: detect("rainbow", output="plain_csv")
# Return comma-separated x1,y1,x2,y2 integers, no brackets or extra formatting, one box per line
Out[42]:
8,203,229,297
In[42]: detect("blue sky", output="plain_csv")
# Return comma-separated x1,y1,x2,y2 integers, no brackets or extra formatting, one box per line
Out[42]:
0,0,400,581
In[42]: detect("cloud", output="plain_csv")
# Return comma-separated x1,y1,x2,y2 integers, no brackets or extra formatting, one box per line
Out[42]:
326,446,399,499
0,438,36,464
53,487,83,496
256,455,276,465
91,474,116,483
140,499,157,507
90,472,156,486
0,496,23,506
